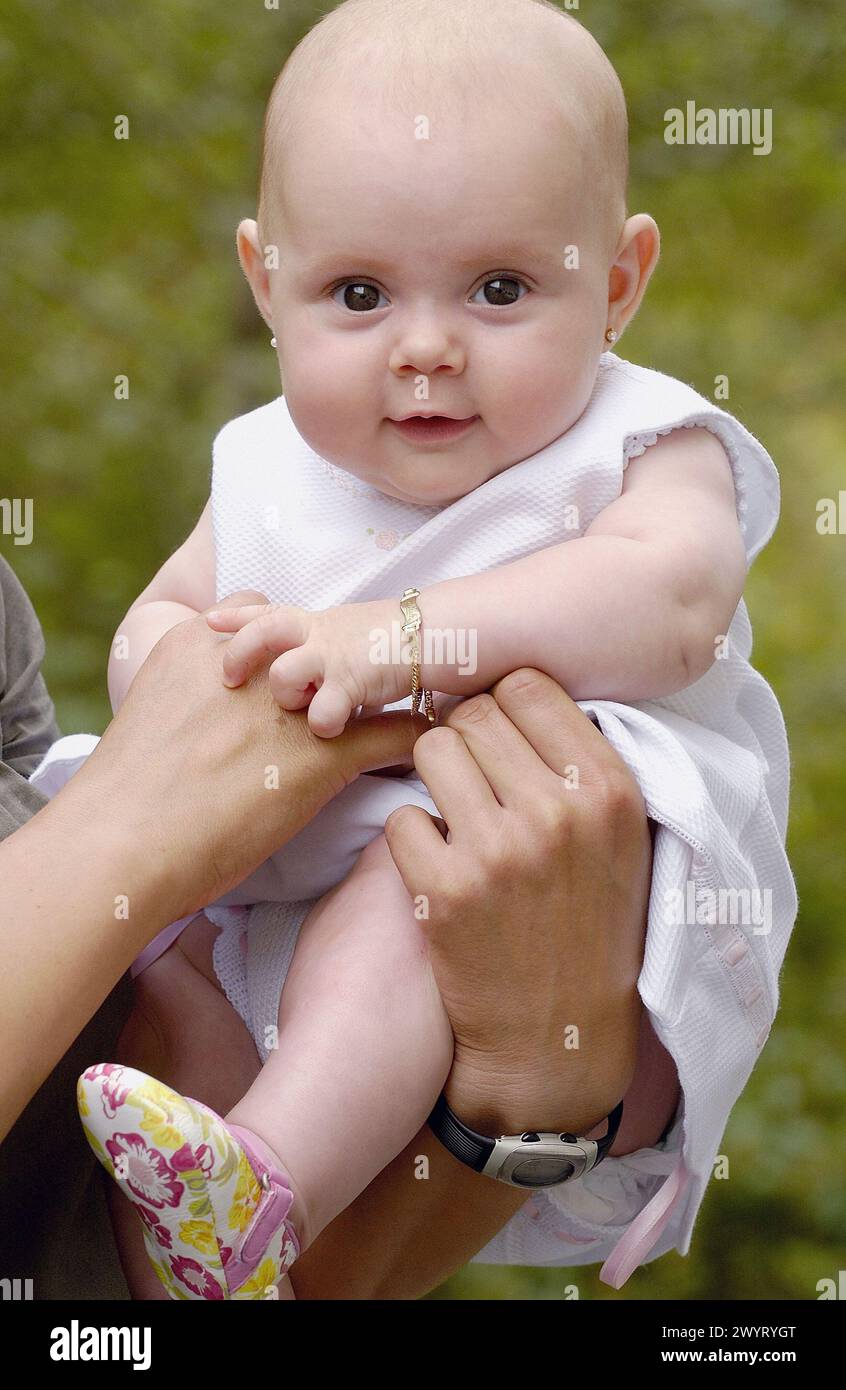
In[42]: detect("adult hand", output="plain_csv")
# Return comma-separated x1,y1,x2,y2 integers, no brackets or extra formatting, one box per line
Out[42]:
385,669,652,1136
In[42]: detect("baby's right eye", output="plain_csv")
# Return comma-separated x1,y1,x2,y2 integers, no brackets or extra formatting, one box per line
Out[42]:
332,282,389,313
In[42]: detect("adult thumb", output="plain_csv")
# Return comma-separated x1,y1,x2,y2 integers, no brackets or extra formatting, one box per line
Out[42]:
337,711,430,779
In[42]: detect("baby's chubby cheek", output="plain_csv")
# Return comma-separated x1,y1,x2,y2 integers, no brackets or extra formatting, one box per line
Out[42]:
277,338,377,463
479,337,601,466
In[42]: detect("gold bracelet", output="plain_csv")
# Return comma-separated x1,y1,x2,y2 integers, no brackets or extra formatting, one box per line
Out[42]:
400,587,436,723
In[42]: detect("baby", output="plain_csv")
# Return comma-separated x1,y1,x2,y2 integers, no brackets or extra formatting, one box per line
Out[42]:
62,0,795,1299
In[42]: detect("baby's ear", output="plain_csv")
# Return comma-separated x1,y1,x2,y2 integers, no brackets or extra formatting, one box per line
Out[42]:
608,214,660,333
235,218,274,330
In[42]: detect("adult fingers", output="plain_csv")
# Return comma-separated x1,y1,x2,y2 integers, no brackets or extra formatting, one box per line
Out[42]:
491,668,635,791
412,725,502,837
383,804,449,904
440,692,563,809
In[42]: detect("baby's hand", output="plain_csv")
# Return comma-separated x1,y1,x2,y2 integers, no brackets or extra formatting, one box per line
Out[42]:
206,598,409,737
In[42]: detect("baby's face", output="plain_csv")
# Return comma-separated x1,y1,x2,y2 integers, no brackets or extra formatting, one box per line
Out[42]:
262,96,616,507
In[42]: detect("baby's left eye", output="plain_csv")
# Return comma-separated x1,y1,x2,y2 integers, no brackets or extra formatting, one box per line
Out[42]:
471,277,528,307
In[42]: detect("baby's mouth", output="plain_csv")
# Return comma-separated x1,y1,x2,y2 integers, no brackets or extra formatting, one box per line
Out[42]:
389,415,479,444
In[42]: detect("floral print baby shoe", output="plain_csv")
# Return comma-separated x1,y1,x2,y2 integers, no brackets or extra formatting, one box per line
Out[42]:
77,1063,299,1300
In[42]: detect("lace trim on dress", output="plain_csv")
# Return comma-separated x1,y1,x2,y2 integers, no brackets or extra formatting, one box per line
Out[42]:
207,905,253,1034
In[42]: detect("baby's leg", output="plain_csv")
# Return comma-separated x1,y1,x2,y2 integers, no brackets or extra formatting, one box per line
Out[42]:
226,834,454,1253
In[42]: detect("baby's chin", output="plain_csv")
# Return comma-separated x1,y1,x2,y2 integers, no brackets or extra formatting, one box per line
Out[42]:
363,455,485,508
345,427,495,507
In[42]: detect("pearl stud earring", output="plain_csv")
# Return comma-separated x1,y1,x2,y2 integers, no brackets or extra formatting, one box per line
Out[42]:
270,335,277,348
605,328,618,344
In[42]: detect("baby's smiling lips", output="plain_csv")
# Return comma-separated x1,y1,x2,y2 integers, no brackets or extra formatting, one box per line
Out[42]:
388,413,479,444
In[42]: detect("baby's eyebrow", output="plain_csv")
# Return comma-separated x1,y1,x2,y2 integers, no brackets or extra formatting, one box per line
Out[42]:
448,244,558,269
301,243,559,278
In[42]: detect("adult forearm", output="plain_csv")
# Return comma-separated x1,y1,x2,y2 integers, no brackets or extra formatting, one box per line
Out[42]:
291,1125,527,1300
0,774,181,1138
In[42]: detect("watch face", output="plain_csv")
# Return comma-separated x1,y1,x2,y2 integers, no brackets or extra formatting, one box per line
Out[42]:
508,1154,579,1187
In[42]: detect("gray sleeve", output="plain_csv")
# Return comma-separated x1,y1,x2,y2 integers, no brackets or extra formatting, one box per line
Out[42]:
0,555,61,841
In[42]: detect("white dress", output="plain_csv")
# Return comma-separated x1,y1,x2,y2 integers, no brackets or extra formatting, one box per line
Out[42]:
31,351,797,1289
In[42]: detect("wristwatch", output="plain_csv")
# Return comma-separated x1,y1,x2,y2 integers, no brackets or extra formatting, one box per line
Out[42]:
427,1093,624,1188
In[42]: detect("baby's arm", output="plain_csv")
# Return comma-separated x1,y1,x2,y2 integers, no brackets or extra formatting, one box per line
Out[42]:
108,501,216,711
414,426,747,702
210,427,748,732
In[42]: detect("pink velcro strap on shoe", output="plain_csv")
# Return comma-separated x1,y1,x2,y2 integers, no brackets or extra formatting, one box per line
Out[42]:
225,1123,299,1286
241,1184,296,1265
599,1152,690,1290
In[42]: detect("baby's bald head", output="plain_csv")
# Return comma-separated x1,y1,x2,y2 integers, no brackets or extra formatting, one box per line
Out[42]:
256,0,628,256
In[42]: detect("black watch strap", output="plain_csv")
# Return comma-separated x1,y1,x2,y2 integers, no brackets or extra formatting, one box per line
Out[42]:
427,1094,496,1172
592,1099,625,1161
427,1093,624,1171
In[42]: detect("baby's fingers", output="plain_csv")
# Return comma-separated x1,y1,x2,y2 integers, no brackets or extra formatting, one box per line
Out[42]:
206,603,269,633
268,648,321,712
219,607,308,687
307,681,355,739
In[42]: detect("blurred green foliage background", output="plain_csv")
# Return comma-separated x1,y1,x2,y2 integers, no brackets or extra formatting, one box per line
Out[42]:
2,0,844,1299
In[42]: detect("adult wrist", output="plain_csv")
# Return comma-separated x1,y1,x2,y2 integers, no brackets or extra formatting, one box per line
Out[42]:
443,1048,624,1140
53,758,194,928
